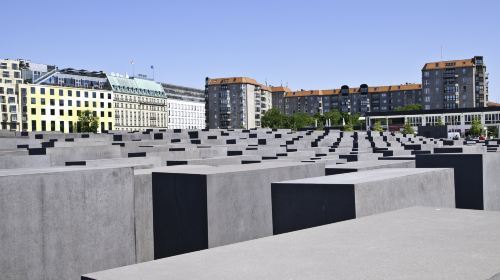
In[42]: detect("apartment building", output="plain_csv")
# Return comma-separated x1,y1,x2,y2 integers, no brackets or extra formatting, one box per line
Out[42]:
162,83,205,129
107,74,167,131
19,59,56,83
15,68,115,132
283,84,422,116
270,86,291,113
205,77,272,129
422,56,488,110
19,83,114,133
0,59,24,130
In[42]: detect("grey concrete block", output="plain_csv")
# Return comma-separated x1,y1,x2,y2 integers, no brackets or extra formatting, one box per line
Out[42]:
272,168,455,234
416,153,500,210
151,162,325,259
82,207,500,280
326,160,415,175
133,169,155,263
0,166,135,280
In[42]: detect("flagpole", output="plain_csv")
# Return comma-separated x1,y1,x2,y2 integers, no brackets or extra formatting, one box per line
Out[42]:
130,60,135,77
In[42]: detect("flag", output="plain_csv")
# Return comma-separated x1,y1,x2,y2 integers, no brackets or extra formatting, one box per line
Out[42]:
151,65,154,69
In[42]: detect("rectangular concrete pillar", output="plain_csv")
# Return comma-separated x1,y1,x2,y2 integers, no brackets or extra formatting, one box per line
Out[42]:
416,153,500,210
272,168,455,234
151,162,325,259
0,166,135,280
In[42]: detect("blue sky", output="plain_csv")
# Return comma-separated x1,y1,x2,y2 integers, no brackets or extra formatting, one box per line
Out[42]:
2,0,499,100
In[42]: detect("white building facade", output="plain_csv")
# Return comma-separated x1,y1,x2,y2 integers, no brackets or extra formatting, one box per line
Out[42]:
0,59,23,130
162,83,205,129
108,74,168,131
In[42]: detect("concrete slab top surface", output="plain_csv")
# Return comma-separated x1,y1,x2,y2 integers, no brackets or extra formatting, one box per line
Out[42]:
0,165,129,177
82,207,500,280
381,155,416,159
151,161,322,175
275,168,451,185
418,152,488,157
326,160,414,170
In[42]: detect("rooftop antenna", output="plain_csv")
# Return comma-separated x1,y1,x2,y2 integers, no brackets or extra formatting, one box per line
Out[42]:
440,45,443,60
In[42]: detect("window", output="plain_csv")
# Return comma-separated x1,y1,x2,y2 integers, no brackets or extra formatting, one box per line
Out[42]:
68,90,72,97
59,100,64,106
50,89,54,95
50,109,55,115
50,99,55,106
41,109,46,115
31,98,36,104
31,87,35,94
41,98,46,105
100,111,104,117
77,101,81,107
84,92,89,98
41,88,45,95
59,90,63,96
76,91,81,97
31,120,37,131
31,108,36,115
92,92,96,98
69,110,73,116
100,92,104,99
85,101,89,107
68,100,72,106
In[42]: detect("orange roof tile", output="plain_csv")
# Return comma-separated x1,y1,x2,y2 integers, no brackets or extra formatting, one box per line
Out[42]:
270,86,291,92
207,77,260,86
284,84,422,97
422,59,475,70
487,101,500,107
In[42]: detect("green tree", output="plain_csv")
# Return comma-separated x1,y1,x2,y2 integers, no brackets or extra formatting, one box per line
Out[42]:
343,122,354,131
436,117,444,126
488,126,498,138
261,108,286,129
323,110,342,126
372,120,384,132
339,112,360,131
395,104,423,112
402,122,415,135
349,113,361,127
313,112,325,129
469,118,482,137
289,113,314,130
77,110,100,133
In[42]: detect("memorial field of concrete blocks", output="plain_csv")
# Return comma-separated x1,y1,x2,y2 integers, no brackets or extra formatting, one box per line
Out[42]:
0,128,500,279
